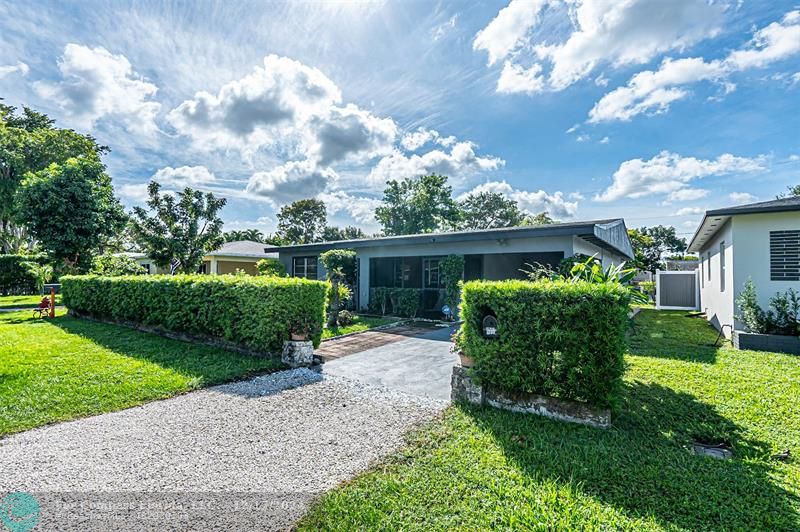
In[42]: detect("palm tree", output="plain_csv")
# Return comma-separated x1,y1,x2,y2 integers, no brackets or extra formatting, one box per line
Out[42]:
243,229,265,242
23,261,54,293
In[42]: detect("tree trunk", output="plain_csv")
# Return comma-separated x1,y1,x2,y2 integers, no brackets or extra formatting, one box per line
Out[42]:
327,278,340,327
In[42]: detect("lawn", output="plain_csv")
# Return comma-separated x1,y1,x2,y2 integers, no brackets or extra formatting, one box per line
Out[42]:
0,293,62,309
0,309,282,436
322,315,398,340
299,310,800,530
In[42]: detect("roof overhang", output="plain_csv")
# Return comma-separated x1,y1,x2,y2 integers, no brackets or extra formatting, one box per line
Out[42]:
686,214,732,253
265,219,634,259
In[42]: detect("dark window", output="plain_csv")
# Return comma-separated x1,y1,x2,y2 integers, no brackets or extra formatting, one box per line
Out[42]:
719,241,725,292
197,263,206,274
369,257,422,288
464,254,483,281
770,230,800,281
707,252,711,281
699,258,704,288
293,256,318,279
423,257,442,288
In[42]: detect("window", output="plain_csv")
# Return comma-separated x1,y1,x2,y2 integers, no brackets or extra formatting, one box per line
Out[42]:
719,241,725,292
770,230,800,281
423,258,442,288
707,252,711,281
293,256,318,279
699,258,704,288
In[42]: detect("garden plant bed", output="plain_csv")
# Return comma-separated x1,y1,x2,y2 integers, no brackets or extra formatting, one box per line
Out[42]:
733,330,800,355
298,310,800,530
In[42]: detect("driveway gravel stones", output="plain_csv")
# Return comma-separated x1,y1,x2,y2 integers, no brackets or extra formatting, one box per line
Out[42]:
0,369,446,531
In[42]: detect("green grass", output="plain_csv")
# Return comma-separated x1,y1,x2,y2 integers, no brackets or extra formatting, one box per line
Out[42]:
0,309,282,436
0,294,62,309
299,310,800,531
322,315,398,340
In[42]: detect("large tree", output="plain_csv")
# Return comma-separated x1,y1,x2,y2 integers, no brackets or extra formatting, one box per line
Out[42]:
1,103,107,253
628,225,687,272
276,199,327,244
223,228,265,243
375,174,459,235
322,225,367,241
521,212,557,226
130,182,226,274
458,191,524,230
16,157,127,271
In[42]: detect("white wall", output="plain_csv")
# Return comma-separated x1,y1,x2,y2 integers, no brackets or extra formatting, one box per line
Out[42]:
731,212,800,326
698,219,734,335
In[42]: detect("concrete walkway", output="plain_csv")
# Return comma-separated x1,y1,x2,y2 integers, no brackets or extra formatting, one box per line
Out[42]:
323,324,458,401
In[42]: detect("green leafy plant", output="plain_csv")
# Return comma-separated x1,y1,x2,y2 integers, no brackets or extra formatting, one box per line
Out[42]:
255,258,287,277
22,261,54,293
61,274,328,351
369,287,391,315
0,254,45,295
90,253,146,276
459,279,631,408
440,254,464,318
736,279,799,336
320,249,357,326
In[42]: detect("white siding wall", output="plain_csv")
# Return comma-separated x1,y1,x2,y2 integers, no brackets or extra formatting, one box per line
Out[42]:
572,236,627,267
731,212,800,326
698,219,735,336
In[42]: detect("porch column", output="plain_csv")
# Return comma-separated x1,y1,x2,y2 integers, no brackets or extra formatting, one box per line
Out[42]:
210,258,218,275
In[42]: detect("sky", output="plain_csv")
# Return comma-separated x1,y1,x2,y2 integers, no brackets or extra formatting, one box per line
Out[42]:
1,0,798,239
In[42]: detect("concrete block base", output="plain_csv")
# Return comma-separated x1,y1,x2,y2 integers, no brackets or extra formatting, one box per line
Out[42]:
282,340,315,368
733,330,800,355
450,365,611,429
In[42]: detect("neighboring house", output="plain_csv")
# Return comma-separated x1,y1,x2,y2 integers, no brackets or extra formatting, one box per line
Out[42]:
265,219,634,313
122,241,277,275
687,196,800,337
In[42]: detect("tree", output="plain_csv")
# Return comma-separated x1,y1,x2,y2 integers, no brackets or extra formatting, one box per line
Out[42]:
223,228,265,243
130,182,226,274
778,185,800,198
21,261,54,293
521,212,556,226
628,225,687,273
320,249,356,326
16,158,127,272
322,225,367,241
1,102,108,253
375,174,459,235
90,252,146,276
458,191,523,230
255,258,287,277
276,199,327,244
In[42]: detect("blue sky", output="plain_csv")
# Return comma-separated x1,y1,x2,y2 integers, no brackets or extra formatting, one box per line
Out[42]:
1,0,798,239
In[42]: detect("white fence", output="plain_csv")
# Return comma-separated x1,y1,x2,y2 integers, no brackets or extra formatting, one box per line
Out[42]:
655,270,699,311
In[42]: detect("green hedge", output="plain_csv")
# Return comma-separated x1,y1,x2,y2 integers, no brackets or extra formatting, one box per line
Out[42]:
369,287,421,318
458,279,630,408
62,274,329,352
0,255,45,295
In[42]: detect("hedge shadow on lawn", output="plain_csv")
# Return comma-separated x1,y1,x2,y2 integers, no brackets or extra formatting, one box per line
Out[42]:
627,310,721,363
463,380,797,530
51,315,281,386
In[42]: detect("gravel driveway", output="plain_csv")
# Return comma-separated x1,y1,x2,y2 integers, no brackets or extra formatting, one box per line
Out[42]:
0,369,445,531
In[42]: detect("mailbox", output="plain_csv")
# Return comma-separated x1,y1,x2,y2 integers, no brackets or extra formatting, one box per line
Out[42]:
482,314,498,339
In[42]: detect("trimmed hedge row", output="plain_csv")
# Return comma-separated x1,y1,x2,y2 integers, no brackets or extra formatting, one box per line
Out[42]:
0,254,45,295
62,274,329,352
458,279,630,408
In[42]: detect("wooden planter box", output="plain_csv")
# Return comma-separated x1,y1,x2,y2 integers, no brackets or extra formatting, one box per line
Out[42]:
733,330,800,355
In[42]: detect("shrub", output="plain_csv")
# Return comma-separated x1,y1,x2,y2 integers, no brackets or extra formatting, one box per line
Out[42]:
337,310,354,326
61,274,329,351
90,253,146,276
440,255,464,316
256,258,287,277
369,287,391,315
0,254,46,295
736,279,799,336
320,249,356,326
458,279,631,408
391,288,421,318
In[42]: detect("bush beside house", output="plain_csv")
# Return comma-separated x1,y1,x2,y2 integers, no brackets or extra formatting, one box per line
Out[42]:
457,279,631,409
62,274,328,352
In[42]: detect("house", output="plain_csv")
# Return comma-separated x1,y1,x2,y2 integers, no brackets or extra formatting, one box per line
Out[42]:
124,240,277,275
265,219,634,313
687,196,800,337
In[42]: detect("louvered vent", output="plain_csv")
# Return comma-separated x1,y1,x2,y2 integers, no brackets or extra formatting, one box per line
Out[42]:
770,230,800,281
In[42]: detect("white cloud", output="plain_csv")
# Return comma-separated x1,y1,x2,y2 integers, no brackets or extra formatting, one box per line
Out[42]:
462,181,579,219
246,160,337,205
151,165,217,188
474,0,725,94
599,136,610,144
0,61,29,78
367,142,504,187
675,206,705,216
729,191,757,204
595,151,764,202
431,14,458,41
117,183,150,203
34,44,160,134
307,104,397,165
317,191,381,224
589,11,800,122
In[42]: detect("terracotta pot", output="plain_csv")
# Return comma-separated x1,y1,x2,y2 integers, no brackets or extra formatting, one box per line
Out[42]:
459,353,475,368
291,332,308,341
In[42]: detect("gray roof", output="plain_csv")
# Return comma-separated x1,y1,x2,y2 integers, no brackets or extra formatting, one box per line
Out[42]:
264,219,634,259
208,240,278,259
687,196,800,252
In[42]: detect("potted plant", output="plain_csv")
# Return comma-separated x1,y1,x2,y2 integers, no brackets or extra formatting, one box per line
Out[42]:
290,317,312,341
